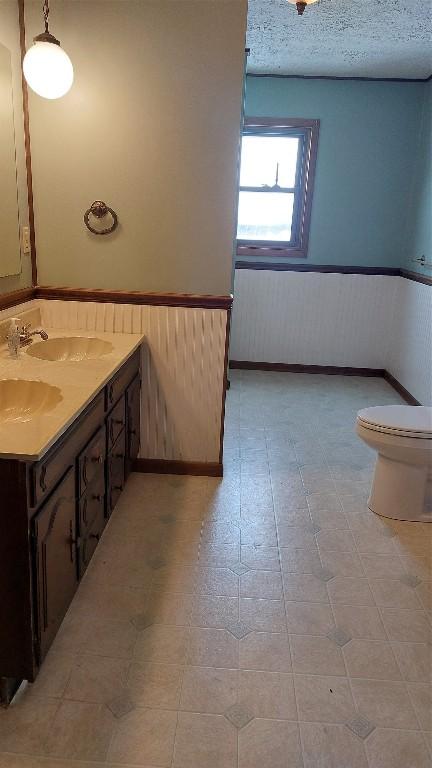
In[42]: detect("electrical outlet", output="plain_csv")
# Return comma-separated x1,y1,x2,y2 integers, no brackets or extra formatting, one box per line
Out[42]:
22,226,30,254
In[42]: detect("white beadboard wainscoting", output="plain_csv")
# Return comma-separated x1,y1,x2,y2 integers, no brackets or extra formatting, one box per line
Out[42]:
387,277,432,406
3,299,228,465
231,269,432,405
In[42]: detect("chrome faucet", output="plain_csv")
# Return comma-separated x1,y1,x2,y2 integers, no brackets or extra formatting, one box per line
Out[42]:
19,323,49,347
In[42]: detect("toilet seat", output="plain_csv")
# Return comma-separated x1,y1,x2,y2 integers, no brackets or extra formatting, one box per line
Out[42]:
357,405,432,440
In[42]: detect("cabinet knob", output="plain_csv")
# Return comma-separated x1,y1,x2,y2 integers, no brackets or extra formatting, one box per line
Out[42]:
92,493,103,502
92,455,104,464
90,532,100,541
113,484,124,492
112,418,123,426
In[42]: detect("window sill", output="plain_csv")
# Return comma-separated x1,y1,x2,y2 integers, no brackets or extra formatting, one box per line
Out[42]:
236,244,307,259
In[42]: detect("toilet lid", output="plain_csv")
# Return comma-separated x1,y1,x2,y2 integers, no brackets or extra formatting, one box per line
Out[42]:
357,405,432,438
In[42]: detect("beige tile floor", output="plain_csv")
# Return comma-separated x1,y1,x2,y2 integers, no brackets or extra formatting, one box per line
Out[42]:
0,370,431,768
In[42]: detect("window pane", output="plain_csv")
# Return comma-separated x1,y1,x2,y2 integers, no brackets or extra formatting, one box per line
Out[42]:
237,191,294,241
239,135,299,188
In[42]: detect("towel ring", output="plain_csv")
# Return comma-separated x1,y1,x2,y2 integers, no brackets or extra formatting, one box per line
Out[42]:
84,201,118,235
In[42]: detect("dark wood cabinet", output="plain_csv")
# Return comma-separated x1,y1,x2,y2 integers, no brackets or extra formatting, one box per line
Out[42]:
125,374,141,479
0,347,141,705
78,425,107,498
33,468,78,662
107,430,126,518
79,501,105,577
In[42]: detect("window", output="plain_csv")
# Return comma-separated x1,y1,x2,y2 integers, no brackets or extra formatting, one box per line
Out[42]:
236,118,319,259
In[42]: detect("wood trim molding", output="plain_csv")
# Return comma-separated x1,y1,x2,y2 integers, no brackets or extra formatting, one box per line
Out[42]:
230,360,421,405
0,270,427,315
230,361,386,377
132,458,223,477
0,287,36,311
35,286,233,310
18,0,37,286
235,262,401,276
0,286,233,311
247,73,432,83
399,269,432,287
383,371,421,406
243,117,320,129
235,262,432,284
219,308,232,465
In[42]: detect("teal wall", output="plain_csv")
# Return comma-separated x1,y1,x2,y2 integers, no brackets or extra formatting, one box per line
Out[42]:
404,81,432,276
242,76,429,270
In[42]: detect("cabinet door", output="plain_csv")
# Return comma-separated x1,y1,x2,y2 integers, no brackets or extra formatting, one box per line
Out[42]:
107,396,126,451
79,470,105,537
125,375,141,478
78,425,106,498
32,468,78,663
107,430,126,518
79,503,105,577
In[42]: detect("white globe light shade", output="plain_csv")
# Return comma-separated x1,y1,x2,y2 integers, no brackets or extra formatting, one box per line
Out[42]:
23,41,73,99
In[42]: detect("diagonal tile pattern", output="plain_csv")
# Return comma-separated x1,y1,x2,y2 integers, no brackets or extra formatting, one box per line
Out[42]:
327,627,352,647
346,715,376,740
224,703,254,729
0,371,430,767
226,620,253,639
106,693,135,719
230,563,250,576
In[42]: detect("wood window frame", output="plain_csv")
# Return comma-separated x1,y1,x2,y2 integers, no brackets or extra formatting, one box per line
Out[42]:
236,117,319,259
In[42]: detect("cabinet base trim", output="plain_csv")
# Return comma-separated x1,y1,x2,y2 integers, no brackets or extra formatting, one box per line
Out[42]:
132,459,223,477
0,677,22,708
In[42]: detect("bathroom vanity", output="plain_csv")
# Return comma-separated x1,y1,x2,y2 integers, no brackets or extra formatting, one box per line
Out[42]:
0,330,143,706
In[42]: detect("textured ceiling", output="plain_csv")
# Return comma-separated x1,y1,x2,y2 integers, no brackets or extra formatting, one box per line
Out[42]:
247,0,432,79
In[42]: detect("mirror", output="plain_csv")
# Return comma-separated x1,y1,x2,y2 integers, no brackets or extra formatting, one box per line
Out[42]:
0,40,21,278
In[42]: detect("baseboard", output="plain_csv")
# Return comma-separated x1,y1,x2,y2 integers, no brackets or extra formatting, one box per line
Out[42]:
230,360,386,377
132,458,223,477
383,371,421,406
229,360,421,405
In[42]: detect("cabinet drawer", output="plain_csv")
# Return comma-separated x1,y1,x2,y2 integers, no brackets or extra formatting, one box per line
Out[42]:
78,425,106,498
79,472,105,536
107,396,125,450
107,430,126,518
31,392,105,508
106,349,140,411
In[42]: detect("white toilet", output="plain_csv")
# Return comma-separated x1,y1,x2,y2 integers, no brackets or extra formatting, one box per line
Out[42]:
356,405,432,522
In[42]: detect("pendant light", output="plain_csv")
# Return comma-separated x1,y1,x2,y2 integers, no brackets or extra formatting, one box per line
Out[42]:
23,0,73,99
287,0,319,15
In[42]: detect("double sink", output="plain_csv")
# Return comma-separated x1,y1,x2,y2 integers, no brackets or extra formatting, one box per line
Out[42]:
0,336,113,424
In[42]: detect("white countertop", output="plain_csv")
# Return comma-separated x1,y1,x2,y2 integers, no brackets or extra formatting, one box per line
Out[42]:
0,329,144,461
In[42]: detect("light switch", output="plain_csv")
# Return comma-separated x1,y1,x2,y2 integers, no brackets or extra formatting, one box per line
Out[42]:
22,226,31,254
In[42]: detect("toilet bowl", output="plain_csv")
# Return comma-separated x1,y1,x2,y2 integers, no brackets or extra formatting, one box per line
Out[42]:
356,405,432,522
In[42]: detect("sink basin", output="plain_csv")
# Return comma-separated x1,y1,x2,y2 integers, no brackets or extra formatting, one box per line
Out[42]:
0,379,62,423
26,336,113,362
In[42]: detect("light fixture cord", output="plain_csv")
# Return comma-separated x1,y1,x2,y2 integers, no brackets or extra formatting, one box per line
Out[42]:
43,0,50,33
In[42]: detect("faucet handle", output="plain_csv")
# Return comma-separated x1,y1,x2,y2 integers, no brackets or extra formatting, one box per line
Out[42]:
22,322,32,332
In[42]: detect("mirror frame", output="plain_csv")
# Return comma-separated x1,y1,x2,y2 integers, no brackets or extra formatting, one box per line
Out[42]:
18,0,37,286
